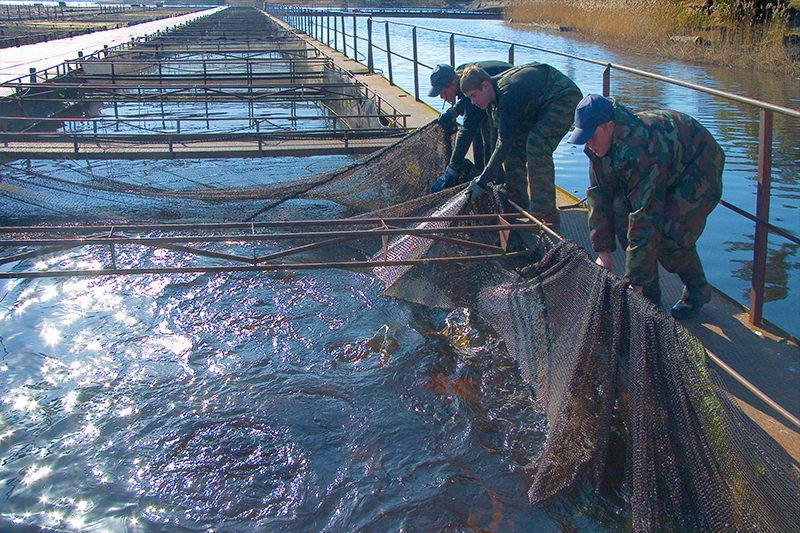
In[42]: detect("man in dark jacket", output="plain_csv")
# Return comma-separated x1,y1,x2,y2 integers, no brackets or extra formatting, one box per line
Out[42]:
460,63,582,223
568,94,724,319
428,61,511,193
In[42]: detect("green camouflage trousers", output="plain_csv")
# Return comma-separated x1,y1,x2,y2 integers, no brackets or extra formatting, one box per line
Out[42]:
495,84,582,213
647,153,723,293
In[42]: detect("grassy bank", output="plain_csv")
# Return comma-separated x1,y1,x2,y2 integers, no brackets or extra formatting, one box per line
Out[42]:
501,0,800,75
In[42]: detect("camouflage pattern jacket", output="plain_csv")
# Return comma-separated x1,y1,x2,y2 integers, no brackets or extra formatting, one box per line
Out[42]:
586,99,724,287
483,62,580,181
446,60,511,170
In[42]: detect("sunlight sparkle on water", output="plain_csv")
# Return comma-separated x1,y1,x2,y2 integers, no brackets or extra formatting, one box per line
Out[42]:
12,297,34,316
64,279,123,310
39,285,58,301
40,324,61,346
63,391,78,413
86,339,102,351
11,392,38,413
71,331,104,355
22,464,51,485
92,465,109,484
114,310,138,327
62,311,84,325
82,422,100,441
76,259,103,270
67,515,86,529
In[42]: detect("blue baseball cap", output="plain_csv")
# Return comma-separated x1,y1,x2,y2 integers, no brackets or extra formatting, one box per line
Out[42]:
428,64,457,97
569,94,613,144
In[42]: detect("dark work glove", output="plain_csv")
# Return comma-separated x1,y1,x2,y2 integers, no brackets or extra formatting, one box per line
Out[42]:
437,111,457,137
431,164,458,193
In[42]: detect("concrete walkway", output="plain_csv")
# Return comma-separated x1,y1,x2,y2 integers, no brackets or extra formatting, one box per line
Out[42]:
0,6,224,85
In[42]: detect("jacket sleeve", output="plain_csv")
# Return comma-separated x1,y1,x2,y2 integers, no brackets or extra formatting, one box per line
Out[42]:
449,99,484,169
481,92,520,181
622,152,666,287
586,159,618,254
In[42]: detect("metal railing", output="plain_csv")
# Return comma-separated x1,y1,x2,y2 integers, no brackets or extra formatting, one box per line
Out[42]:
271,6,800,329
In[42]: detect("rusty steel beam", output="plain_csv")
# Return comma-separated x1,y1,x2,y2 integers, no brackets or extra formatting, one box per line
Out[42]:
0,215,544,279
0,250,539,280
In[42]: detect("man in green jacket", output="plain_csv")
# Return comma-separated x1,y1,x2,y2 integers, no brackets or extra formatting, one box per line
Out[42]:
460,63,582,223
428,61,511,193
568,94,724,319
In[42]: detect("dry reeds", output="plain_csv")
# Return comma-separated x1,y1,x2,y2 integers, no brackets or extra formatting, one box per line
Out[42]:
509,0,683,45
506,0,797,74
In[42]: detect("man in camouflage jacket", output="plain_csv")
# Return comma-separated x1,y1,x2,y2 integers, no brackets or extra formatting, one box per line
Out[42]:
460,63,582,222
568,94,724,319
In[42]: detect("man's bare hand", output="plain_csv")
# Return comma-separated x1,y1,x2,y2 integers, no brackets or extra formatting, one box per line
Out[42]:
595,252,612,271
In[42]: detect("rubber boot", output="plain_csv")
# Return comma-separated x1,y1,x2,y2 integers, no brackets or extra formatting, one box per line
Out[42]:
671,283,712,319
671,254,712,319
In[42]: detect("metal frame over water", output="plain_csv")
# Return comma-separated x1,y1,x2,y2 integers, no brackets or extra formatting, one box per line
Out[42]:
1,6,799,531
0,7,412,160
0,213,552,279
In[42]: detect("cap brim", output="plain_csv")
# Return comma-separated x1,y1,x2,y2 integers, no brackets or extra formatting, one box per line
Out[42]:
568,126,596,145
428,85,443,97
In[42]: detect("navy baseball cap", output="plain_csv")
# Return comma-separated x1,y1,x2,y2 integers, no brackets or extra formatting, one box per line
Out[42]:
428,64,457,97
569,94,613,144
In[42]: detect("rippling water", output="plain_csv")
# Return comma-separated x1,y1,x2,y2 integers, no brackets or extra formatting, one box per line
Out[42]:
1,243,619,531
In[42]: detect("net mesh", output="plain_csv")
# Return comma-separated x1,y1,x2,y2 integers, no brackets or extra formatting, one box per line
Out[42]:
387,238,800,532
0,121,450,224
2,121,799,532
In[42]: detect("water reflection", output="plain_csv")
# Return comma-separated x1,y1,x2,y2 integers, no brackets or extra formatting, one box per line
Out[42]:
727,237,800,302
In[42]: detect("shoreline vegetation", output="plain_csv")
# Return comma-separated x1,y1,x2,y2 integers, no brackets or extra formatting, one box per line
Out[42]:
473,0,800,76
243,0,800,76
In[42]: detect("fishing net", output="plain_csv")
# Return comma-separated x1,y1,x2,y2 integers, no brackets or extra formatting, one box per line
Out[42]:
0,121,448,224
400,239,800,532
366,214,798,530
2,117,799,532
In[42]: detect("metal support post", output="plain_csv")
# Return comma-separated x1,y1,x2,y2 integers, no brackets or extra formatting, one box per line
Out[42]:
367,18,373,73
353,16,358,61
341,15,346,56
385,22,393,85
412,27,419,101
450,34,455,67
750,108,773,325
